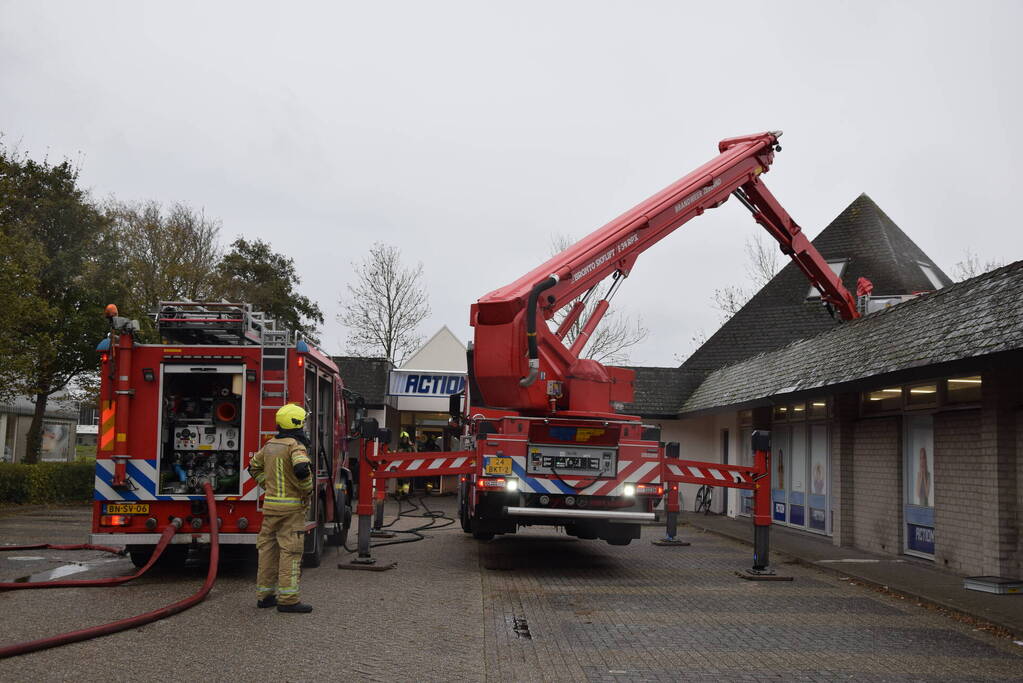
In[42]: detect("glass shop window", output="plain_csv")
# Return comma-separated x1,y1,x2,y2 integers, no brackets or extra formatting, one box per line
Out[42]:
862,387,902,413
906,382,939,408
808,399,829,420
773,405,790,421
789,402,807,420
946,376,982,403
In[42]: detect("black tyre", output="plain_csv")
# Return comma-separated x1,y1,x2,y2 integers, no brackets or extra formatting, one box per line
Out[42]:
607,538,632,546
128,544,186,570
326,484,352,547
470,516,494,541
459,482,471,533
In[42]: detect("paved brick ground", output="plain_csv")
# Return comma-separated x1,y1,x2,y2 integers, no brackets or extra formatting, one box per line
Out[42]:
1,500,1021,681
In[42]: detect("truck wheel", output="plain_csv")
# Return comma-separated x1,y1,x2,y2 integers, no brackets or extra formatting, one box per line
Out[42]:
326,484,351,547
303,503,326,568
471,517,494,541
128,544,186,569
459,483,471,533
607,538,632,546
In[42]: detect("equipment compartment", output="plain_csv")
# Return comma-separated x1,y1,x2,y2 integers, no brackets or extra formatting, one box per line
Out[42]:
159,364,244,495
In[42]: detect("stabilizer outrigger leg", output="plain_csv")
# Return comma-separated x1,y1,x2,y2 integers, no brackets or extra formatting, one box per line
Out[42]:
652,487,690,547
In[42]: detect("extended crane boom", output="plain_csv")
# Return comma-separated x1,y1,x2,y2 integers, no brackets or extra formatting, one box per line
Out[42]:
470,132,860,416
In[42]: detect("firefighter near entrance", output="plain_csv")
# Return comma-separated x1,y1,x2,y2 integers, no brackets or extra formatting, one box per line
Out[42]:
249,404,315,613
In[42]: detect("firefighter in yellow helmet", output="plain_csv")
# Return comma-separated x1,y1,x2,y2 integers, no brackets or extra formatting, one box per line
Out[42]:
248,403,314,613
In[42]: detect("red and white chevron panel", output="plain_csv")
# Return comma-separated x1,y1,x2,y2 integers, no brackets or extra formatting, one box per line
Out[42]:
377,454,476,478
662,461,757,489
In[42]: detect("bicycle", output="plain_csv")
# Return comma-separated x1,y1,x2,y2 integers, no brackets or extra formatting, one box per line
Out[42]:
694,484,713,514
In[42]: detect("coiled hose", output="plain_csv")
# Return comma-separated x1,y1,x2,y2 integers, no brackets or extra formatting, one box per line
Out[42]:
0,482,219,659
340,495,454,553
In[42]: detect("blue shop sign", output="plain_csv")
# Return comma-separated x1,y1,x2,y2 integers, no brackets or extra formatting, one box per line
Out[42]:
388,370,466,397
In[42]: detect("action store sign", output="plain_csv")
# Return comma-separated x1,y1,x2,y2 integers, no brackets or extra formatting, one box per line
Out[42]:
388,370,466,397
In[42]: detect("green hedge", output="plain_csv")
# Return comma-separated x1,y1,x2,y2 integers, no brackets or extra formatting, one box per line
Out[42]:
0,462,94,505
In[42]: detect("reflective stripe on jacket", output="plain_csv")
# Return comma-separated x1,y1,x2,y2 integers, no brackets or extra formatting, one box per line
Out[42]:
248,437,313,511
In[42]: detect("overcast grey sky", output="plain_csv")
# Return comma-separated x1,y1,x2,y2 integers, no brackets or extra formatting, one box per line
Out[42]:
2,1,1020,365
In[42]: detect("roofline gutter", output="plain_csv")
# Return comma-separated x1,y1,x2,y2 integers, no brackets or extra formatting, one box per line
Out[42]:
677,349,1023,418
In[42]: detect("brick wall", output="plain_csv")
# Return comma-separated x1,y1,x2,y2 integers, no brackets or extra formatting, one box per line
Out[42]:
852,417,901,555
934,409,984,575
980,369,1021,577
830,393,858,547
1016,410,1023,578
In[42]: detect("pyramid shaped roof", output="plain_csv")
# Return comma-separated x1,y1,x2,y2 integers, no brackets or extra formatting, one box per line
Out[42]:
679,193,952,378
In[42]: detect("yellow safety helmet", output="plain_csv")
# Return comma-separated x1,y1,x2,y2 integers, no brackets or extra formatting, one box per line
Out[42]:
400,431,410,440
276,404,307,430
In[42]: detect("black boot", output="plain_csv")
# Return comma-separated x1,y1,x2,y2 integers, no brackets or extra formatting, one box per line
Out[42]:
257,595,277,608
277,602,313,613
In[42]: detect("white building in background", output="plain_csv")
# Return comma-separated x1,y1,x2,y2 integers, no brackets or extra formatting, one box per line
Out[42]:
334,326,469,493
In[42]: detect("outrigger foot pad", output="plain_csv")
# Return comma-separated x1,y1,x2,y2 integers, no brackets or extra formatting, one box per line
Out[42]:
736,569,793,581
338,560,397,572
652,538,691,547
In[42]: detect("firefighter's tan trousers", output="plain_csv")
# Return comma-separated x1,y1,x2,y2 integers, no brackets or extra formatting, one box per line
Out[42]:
256,508,306,605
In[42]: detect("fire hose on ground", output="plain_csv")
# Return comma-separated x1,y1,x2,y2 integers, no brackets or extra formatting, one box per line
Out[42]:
0,482,220,659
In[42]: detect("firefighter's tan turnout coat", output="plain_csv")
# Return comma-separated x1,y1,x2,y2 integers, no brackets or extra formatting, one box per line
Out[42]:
248,437,313,604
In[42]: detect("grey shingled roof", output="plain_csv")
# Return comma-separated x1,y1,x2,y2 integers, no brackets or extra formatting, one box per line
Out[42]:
620,367,705,418
332,356,392,406
679,193,952,379
681,261,1023,414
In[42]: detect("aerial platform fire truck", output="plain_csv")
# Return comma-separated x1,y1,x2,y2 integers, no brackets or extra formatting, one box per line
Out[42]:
90,302,353,568
451,131,861,547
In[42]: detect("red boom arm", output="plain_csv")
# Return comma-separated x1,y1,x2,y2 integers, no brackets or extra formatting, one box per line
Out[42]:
470,132,859,416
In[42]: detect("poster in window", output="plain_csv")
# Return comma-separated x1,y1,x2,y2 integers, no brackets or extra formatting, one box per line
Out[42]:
809,424,828,531
906,417,934,508
40,422,70,462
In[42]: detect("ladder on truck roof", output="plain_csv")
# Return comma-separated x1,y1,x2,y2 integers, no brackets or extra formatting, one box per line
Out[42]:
154,301,294,347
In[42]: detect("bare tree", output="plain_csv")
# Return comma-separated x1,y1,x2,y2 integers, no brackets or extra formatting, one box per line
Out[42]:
951,248,1004,282
338,242,431,365
107,200,222,330
711,232,782,321
547,234,649,365
674,328,708,364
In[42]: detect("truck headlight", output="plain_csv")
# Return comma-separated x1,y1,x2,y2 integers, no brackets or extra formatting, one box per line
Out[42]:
623,484,636,497
506,479,518,492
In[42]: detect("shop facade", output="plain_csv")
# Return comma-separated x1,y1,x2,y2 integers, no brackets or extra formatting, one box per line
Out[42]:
671,263,1023,578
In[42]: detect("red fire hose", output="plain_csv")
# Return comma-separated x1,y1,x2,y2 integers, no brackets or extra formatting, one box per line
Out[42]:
0,483,220,659
0,523,178,591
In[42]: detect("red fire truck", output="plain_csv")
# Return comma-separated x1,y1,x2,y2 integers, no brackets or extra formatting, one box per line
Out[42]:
455,131,860,550
90,302,353,568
